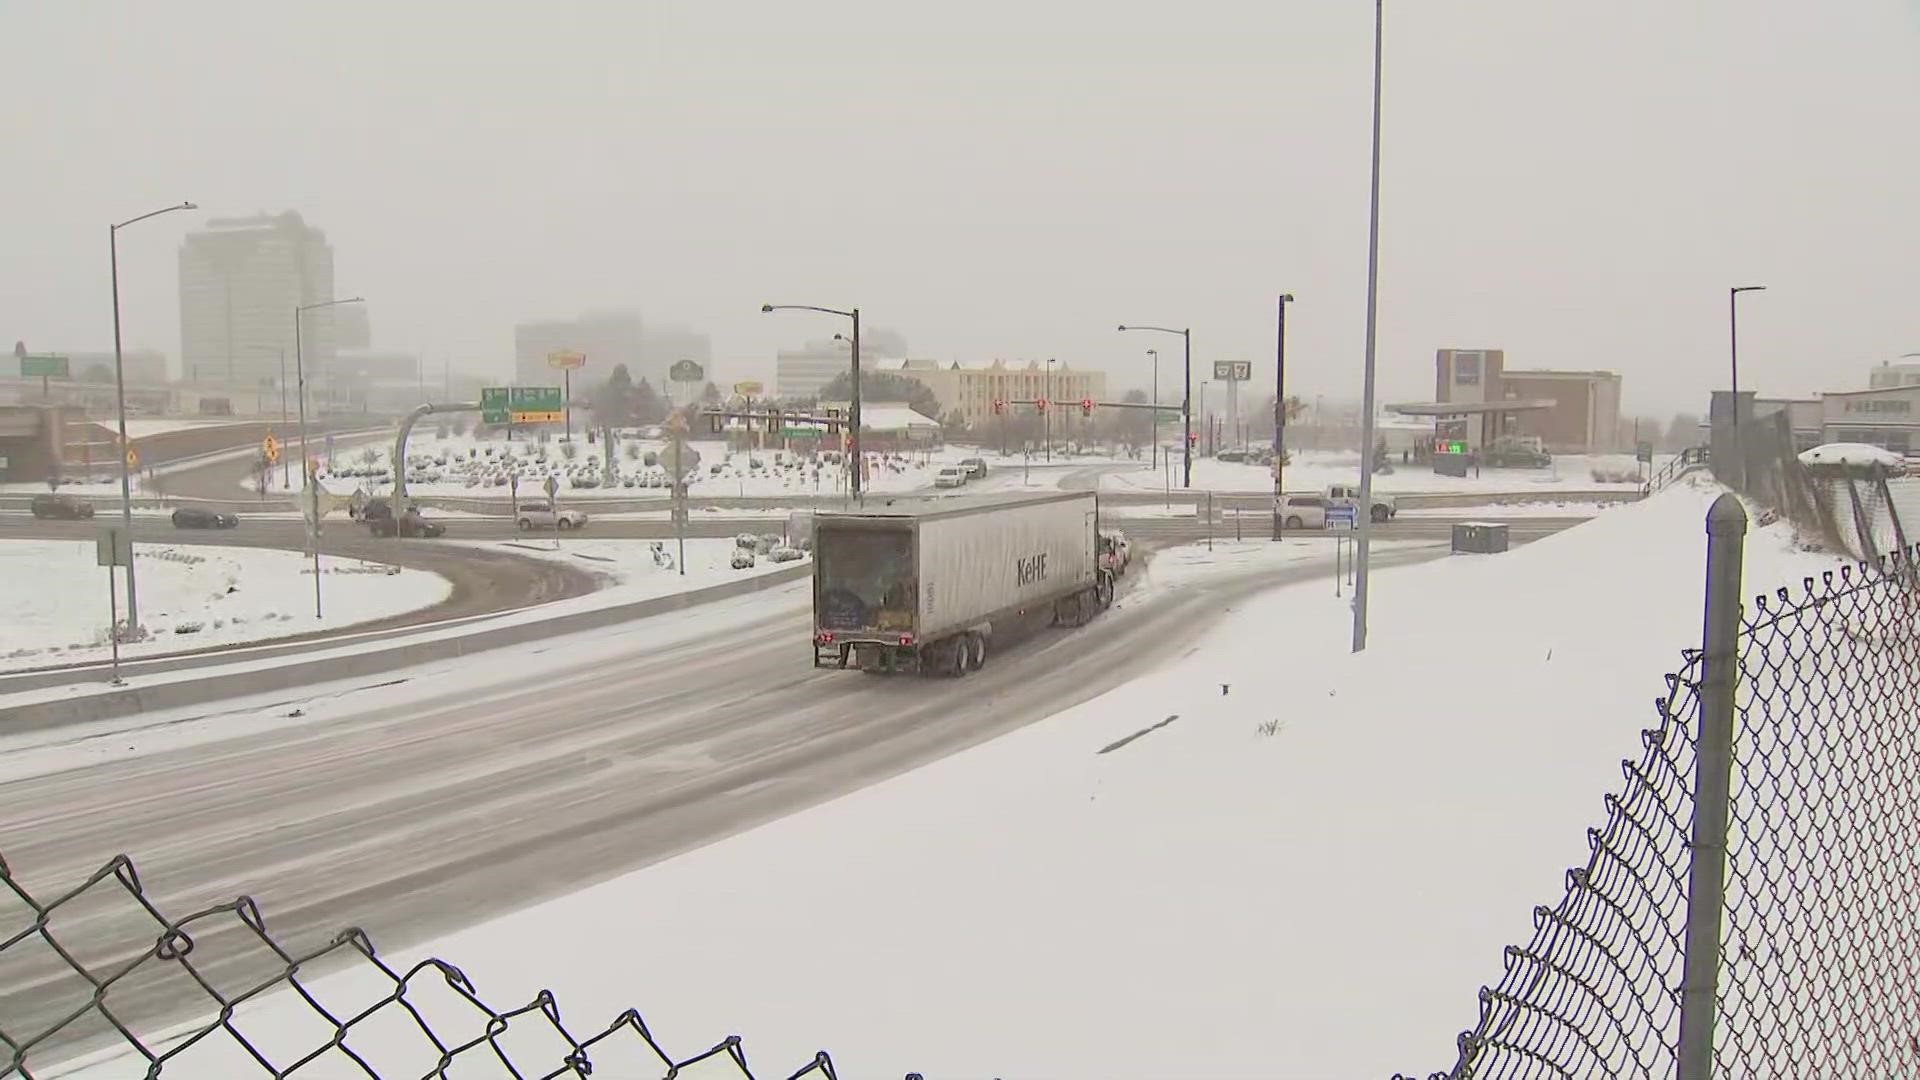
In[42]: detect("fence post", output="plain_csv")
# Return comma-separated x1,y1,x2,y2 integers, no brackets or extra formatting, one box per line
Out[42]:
1676,493,1748,1079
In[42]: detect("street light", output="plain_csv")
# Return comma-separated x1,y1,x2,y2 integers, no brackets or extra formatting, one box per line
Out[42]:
764,303,862,501
1046,358,1057,462
1353,0,1386,653
1273,293,1294,540
1146,348,1159,469
1119,324,1192,487
295,296,364,619
1729,285,1767,488
109,200,196,641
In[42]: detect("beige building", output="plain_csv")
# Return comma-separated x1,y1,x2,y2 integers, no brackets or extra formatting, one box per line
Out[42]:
888,358,1107,427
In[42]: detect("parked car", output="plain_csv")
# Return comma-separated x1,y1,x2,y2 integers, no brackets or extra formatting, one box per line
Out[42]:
934,465,969,488
1480,444,1553,469
30,493,94,520
1216,449,1247,463
171,507,239,530
515,500,589,531
959,457,988,479
1277,494,1333,530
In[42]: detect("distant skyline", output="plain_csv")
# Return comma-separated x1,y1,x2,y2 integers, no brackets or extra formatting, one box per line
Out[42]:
4,0,1916,416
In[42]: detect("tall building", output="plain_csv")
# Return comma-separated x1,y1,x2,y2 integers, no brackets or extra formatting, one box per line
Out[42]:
1868,355,1920,389
513,311,710,390
776,337,870,400
178,212,336,396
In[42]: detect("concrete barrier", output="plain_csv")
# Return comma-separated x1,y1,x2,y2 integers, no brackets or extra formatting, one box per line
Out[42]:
0,563,812,735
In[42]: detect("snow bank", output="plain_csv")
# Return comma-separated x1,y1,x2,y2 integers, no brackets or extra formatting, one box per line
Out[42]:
1101,449,1660,496
0,541,451,672
449,537,800,601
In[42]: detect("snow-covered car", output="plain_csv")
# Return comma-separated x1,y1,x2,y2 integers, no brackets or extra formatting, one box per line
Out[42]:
730,548,757,570
934,465,968,488
768,545,805,563
515,501,588,531
960,457,988,478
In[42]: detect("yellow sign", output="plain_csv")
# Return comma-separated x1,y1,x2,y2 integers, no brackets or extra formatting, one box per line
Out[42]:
512,410,564,424
733,380,764,398
546,350,588,370
263,434,281,463
124,448,138,469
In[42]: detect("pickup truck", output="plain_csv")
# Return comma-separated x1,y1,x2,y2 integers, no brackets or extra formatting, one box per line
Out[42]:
1324,484,1396,523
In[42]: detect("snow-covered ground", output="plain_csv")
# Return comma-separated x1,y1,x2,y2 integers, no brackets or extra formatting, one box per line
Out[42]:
1100,449,1660,495
121,418,251,438
0,541,451,671
1397,499,1628,519
58,477,1848,1079
448,537,803,601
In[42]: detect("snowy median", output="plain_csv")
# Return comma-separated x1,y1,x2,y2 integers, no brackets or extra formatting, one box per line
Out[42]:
0,541,451,672
445,537,804,604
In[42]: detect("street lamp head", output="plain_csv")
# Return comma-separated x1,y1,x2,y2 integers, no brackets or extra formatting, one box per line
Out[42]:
761,304,775,313
1733,285,1767,295
1117,325,1129,332
1279,293,1295,303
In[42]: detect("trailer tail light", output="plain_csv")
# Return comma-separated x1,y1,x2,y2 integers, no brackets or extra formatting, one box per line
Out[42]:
817,631,834,644
898,634,914,646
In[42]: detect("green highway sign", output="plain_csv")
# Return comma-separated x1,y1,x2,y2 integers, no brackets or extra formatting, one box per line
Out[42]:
21,354,69,379
481,386,563,424
1636,441,1655,464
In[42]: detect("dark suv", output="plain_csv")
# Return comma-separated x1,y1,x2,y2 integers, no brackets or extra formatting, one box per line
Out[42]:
30,493,95,520
362,498,446,538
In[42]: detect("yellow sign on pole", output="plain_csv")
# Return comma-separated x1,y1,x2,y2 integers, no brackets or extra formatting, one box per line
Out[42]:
124,448,138,469
263,433,281,463
546,350,588,370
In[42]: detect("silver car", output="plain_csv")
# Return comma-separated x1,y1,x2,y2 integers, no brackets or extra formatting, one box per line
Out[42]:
515,500,589,531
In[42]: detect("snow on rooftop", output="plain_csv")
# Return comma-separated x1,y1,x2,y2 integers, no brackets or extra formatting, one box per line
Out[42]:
1797,442,1907,470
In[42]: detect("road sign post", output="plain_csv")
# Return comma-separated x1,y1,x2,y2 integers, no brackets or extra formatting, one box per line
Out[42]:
548,351,587,442
96,526,130,683
1325,502,1358,596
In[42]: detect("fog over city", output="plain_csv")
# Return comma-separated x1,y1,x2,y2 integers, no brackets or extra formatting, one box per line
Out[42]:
6,0,1916,414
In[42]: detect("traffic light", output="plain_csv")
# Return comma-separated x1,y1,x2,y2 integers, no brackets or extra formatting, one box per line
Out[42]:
1035,398,1049,413
992,399,1005,416
1080,397,1093,417
1186,430,1198,446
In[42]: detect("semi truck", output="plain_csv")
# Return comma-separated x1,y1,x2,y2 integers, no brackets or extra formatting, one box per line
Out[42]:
811,491,1113,675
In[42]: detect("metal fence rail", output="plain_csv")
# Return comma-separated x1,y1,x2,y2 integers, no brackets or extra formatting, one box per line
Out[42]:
0,851,838,1080
1401,493,1920,1078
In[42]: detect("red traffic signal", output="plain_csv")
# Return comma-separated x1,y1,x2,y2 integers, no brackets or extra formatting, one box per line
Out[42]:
992,399,1005,416
1080,397,1093,416
1186,430,1199,445
1035,398,1049,413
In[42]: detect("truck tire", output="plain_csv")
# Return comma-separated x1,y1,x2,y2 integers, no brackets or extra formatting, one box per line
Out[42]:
1371,505,1390,523
517,518,533,531
1285,516,1304,529
967,632,987,671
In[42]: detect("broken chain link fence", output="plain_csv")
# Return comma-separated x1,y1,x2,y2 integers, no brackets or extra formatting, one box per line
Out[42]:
0,851,838,1080
1400,492,1920,1078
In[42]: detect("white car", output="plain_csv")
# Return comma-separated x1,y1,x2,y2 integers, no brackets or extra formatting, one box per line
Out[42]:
934,465,969,488
516,500,589,531
1276,495,1334,530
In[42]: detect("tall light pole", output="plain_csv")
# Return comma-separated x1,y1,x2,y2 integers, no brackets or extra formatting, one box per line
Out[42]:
1352,0,1386,654
1045,358,1057,462
110,200,197,640
295,296,364,619
1119,324,1192,487
1147,348,1159,469
764,303,861,501
1273,293,1294,540
1729,285,1766,489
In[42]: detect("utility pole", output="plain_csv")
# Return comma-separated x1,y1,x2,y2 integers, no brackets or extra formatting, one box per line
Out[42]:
1273,294,1293,540
1148,348,1159,469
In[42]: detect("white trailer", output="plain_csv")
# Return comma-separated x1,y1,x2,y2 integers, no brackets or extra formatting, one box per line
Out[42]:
811,491,1112,675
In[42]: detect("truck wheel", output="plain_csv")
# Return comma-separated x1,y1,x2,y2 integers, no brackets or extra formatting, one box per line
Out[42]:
968,633,987,671
1371,505,1390,523
950,640,969,677
517,518,532,531
1285,516,1304,529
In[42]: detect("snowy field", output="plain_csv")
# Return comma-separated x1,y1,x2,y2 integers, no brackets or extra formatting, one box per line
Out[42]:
315,430,988,501
1100,449,1661,495
0,541,451,671
61,477,1851,1079
449,537,803,601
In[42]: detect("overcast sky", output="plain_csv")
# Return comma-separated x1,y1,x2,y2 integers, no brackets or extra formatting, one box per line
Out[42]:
5,0,1916,416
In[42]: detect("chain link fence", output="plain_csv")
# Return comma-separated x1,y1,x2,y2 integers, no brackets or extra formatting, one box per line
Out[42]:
0,851,839,1079
1400,491,1920,1078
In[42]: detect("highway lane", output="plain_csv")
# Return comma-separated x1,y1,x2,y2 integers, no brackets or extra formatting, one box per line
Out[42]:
0,520,1578,1067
